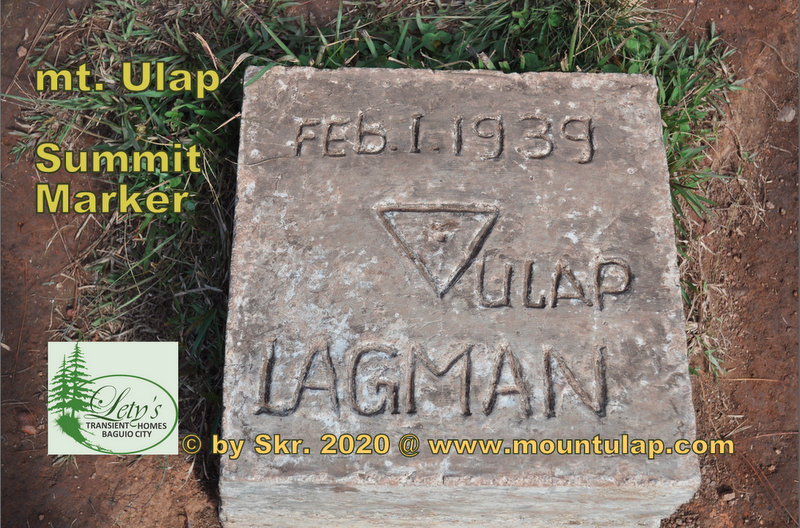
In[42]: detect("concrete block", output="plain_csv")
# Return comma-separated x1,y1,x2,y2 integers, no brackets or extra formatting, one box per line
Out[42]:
221,66,699,526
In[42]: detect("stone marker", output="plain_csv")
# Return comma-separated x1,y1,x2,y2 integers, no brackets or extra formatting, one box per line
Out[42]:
221,66,699,527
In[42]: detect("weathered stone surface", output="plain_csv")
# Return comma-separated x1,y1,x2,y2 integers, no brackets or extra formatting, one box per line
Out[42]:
221,66,699,526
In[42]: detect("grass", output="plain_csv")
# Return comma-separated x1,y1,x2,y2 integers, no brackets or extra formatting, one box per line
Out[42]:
5,0,738,479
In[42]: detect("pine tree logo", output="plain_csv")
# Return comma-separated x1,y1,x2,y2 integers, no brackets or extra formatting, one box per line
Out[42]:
48,341,179,455
48,343,94,444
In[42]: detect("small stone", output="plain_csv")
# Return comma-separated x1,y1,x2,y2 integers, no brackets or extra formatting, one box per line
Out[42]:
16,45,27,58
38,514,44,521
16,409,36,435
766,201,776,210
780,207,786,215
777,107,796,123
722,492,736,502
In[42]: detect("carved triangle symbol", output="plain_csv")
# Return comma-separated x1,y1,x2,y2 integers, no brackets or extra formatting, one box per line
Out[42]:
377,203,499,297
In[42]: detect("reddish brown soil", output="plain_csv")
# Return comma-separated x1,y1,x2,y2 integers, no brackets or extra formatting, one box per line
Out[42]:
652,1,799,527
1,1,797,527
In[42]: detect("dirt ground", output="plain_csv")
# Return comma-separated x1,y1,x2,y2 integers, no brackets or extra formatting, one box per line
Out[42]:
651,1,799,526
1,1,797,527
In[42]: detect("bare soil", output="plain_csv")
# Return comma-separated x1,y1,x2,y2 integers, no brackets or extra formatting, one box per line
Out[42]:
1,1,797,527
650,1,799,527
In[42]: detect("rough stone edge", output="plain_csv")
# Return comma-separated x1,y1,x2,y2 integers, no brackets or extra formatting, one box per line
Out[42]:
241,64,661,90
219,479,701,527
